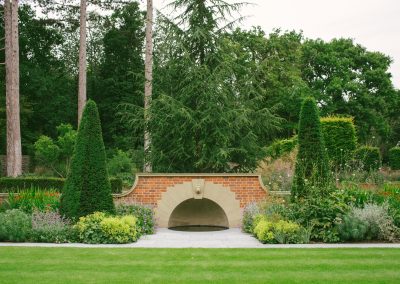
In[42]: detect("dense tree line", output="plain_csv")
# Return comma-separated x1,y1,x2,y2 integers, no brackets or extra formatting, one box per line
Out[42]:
0,1,399,173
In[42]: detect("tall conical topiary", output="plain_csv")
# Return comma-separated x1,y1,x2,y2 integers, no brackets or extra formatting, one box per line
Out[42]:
292,97,330,201
60,100,115,219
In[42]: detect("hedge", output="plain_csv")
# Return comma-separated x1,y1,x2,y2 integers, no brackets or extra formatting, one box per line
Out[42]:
389,147,400,170
0,177,123,194
266,137,297,160
354,146,381,171
320,117,357,169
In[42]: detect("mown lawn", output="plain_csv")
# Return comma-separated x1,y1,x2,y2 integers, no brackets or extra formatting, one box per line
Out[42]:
0,247,399,283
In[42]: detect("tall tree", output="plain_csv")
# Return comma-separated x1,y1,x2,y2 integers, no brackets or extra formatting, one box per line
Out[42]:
4,0,22,176
143,0,153,172
78,0,87,124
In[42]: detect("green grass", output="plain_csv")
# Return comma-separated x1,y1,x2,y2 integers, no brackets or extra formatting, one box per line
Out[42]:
0,248,399,283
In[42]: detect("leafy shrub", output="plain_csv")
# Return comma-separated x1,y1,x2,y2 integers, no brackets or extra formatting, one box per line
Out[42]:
252,215,309,244
354,146,381,171
31,210,72,243
0,177,123,194
60,100,115,219
115,203,155,236
338,204,398,242
320,117,357,170
108,150,136,176
266,137,297,160
242,202,261,233
389,147,400,170
0,209,32,242
292,97,330,200
34,124,77,178
74,212,137,244
6,188,60,213
0,177,64,193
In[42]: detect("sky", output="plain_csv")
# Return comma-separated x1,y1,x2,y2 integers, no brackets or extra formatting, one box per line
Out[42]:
150,0,400,89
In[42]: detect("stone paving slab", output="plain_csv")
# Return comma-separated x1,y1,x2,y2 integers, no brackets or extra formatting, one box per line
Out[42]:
1,228,400,248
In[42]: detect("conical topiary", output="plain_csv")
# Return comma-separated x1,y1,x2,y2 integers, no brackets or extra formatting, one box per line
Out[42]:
292,97,330,201
60,100,115,219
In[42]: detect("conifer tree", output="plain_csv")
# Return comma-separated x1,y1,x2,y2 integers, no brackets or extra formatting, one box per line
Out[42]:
292,97,330,201
60,100,114,218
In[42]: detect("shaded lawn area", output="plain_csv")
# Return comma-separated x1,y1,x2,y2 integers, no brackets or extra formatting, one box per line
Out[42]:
0,248,399,283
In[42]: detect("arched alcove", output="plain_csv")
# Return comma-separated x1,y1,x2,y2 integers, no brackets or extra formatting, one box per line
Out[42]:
168,198,229,228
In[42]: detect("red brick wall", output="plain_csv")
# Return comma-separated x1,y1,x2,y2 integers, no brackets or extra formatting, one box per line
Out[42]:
114,174,268,208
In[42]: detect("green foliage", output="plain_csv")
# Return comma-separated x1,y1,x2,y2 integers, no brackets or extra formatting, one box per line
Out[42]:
292,97,330,200
321,117,357,169
74,212,137,244
266,137,297,160
0,209,32,242
337,213,368,241
34,124,77,177
242,202,261,233
252,215,309,244
115,204,155,236
60,100,115,219
389,147,400,170
31,210,73,243
354,146,381,171
0,177,64,192
6,188,60,214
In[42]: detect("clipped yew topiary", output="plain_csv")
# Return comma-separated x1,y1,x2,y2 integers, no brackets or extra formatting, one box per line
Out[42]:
60,100,115,219
320,117,357,169
388,147,400,170
292,97,330,200
354,146,381,171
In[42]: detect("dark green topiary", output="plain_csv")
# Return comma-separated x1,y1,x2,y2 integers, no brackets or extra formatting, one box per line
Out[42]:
321,117,357,170
60,100,115,219
354,146,381,171
292,97,330,201
389,147,400,170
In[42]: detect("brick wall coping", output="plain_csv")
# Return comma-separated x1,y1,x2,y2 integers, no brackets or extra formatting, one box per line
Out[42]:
113,173,268,198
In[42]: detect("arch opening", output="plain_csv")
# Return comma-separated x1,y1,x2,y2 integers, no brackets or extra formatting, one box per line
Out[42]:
168,198,229,231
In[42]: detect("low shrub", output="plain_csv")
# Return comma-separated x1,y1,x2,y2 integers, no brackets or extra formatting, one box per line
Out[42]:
389,147,400,170
242,202,260,233
31,210,73,243
337,204,398,242
6,188,60,213
115,204,155,236
74,212,138,244
354,146,381,171
0,209,32,242
252,215,309,244
0,177,122,194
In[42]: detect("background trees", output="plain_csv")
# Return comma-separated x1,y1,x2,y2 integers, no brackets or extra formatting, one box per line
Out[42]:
0,0,399,174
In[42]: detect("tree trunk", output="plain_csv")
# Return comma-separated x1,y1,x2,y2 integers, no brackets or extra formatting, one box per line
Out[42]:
143,0,153,173
5,0,22,177
78,0,87,125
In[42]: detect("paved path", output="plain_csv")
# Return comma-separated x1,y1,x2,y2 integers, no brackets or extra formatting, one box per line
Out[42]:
1,228,400,248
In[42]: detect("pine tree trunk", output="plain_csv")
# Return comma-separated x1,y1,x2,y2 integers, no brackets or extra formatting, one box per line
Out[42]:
78,0,87,125
5,0,22,177
143,0,153,173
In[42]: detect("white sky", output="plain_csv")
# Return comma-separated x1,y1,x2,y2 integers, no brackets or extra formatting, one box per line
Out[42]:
151,0,400,89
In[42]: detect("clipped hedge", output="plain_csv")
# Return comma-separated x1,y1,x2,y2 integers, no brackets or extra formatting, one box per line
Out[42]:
266,137,297,160
321,117,357,169
389,147,400,170
0,177,123,194
354,146,381,171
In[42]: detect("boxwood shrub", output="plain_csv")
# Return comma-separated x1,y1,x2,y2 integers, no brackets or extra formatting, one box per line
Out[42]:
0,177,123,194
389,147,400,170
354,146,381,171
320,117,357,169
